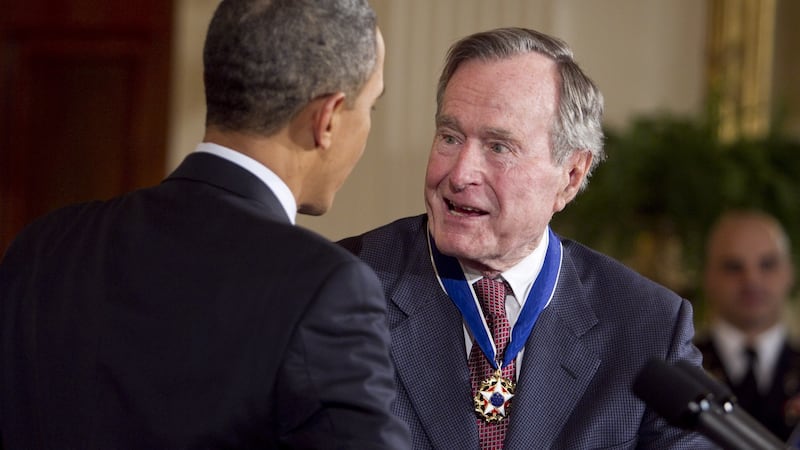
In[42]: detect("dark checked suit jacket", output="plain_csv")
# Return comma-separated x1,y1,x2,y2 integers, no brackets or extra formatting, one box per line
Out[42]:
0,152,410,449
340,215,714,449
695,334,800,441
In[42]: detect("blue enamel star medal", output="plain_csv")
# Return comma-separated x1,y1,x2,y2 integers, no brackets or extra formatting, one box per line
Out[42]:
474,369,515,422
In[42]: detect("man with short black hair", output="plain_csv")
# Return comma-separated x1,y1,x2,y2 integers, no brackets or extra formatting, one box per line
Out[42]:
0,1,409,448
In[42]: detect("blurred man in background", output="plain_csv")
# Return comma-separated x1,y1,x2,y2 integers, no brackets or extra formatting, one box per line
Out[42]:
697,209,800,441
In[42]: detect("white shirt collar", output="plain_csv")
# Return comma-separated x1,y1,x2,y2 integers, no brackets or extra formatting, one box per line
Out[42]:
462,228,549,312
194,142,297,224
459,228,551,373
711,319,787,390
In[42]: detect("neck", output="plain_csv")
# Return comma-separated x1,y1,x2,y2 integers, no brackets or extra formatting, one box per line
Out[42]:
741,324,779,343
459,237,547,279
459,259,503,279
717,316,781,343
203,126,308,202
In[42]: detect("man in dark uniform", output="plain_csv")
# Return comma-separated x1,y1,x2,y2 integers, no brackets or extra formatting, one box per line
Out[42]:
696,209,800,441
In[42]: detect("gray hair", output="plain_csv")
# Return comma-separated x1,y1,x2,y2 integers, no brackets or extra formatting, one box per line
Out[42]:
436,27,605,190
204,0,378,136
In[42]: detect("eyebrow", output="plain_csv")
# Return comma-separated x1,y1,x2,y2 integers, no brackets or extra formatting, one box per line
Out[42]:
435,114,522,149
437,115,514,135
435,114,459,129
483,127,514,141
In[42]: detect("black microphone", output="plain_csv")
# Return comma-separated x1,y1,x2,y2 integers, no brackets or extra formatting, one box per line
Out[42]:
633,358,787,450
674,360,787,449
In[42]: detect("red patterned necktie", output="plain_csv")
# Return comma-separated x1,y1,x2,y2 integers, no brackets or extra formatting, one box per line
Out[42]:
468,277,515,450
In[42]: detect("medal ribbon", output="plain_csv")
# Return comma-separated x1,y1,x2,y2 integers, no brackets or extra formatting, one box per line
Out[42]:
428,227,562,370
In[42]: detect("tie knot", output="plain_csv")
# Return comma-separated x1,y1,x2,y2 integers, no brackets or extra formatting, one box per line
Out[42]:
474,277,507,318
744,346,758,364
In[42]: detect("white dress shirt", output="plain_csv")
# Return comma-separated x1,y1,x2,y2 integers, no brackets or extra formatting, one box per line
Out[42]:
711,319,786,393
462,229,552,377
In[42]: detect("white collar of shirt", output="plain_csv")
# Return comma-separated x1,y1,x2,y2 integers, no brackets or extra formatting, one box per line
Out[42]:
462,228,550,325
711,319,786,391
194,142,297,224
461,228,550,375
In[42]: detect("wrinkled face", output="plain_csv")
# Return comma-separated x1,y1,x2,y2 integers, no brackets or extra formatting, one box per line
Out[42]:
425,53,589,274
704,216,794,333
301,29,385,216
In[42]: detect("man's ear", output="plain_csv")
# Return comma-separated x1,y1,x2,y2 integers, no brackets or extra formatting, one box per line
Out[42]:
312,92,347,150
554,150,593,213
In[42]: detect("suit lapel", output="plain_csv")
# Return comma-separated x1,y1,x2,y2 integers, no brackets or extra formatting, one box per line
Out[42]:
505,253,600,449
389,229,479,449
165,152,290,223
387,225,603,448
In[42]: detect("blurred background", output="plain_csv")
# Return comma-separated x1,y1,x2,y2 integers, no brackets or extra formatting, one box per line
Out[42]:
1,0,799,321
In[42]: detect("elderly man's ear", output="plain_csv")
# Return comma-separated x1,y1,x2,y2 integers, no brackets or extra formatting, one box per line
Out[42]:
554,150,592,213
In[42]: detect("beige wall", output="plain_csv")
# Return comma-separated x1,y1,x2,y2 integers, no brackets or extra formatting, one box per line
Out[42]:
168,0,708,240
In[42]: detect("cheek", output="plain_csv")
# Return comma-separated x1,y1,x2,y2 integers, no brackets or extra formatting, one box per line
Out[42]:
706,274,730,296
767,272,792,292
355,115,370,146
345,121,370,166
425,153,450,188
505,170,553,207
362,113,372,136
359,115,371,148
340,117,370,173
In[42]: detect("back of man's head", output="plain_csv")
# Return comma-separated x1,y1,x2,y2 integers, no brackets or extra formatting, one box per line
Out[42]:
203,0,377,137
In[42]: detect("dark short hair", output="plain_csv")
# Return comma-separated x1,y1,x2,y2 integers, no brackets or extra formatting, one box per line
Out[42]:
204,0,378,136
436,27,605,190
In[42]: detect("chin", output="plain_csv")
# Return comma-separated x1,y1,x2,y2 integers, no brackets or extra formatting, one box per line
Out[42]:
432,229,480,259
298,202,329,216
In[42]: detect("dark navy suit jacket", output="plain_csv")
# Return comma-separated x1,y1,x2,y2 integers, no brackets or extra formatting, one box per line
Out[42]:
696,334,800,441
341,215,715,449
0,152,410,449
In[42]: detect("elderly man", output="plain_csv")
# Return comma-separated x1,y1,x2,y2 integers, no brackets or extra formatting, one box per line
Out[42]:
341,27,711,449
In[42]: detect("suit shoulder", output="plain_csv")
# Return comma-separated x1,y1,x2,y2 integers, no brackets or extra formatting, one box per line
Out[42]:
3,199,109,260
560,237,636,278
337,215,428,289
339,215,426,262
558,237,689,329
288,224,366,267
561,237,680,301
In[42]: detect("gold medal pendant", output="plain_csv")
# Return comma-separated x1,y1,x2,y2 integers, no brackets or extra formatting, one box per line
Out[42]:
474,369,515,422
